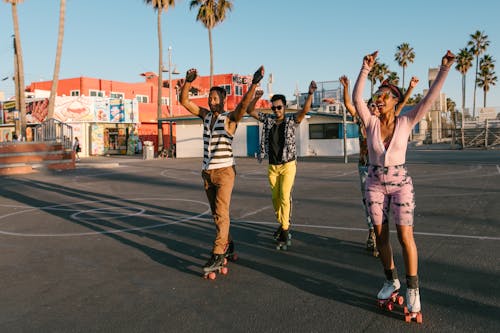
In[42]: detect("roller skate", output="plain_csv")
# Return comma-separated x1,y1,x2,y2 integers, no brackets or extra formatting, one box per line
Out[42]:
273,225,282,241
202,253,228,280
404,288,423,324
377,279,404,311
275,228,292,251
224,241,238,262
366,229,379,257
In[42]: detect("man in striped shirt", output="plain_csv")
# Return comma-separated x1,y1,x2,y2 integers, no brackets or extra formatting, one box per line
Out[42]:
180,66,264,273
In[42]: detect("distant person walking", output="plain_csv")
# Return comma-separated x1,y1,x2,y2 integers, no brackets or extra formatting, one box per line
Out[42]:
73,137,81,161
352,50,455,319
246,80,317,249
328,75,418,257
179,65,264,274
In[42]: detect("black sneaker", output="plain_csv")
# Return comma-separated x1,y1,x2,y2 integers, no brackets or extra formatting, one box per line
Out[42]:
203,253,225,273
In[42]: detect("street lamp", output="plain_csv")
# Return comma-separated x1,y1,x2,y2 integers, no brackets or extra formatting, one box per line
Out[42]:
163,46,180,157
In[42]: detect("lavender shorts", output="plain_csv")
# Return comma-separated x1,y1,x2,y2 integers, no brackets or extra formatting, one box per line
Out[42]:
365,165,415,226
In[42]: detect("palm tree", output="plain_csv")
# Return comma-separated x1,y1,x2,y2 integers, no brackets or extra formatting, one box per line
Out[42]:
47,0,66,120
144,0,176,153
477,55,497,108
455,47,473,147
394,43,415,92
190,0,233,87
5,0,26,138
368,61,389,95
387,71,400,86
407,93,423,105
468,30,490,118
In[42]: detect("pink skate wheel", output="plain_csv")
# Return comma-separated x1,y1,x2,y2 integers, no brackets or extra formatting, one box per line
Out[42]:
208,272,216,280
221,267,228,275
232,253,239,261
386,302,394,311
396,295,404,305
405,314,411,323
416,312,423,323
223,258,228,265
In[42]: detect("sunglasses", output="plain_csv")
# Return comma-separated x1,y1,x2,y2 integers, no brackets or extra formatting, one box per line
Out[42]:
373,90,397,100
271,105,283,111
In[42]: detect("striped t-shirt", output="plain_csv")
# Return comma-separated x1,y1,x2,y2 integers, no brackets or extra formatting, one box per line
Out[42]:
202,111,235,170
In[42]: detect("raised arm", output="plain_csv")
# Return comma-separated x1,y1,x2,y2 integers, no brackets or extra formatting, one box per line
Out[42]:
395,76,419,116
353,51,378,125
246,89,264,120
340,75,357,117
179,68,207,119
406,51,455,126
296,80,317,123
229,66,265,123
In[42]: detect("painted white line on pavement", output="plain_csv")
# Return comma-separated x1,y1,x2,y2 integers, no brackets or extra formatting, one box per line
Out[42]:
233,220,500,241
237,206,273,219
0,198,211,237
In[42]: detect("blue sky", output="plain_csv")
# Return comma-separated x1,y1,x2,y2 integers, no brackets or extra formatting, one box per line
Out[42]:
1,0,499,113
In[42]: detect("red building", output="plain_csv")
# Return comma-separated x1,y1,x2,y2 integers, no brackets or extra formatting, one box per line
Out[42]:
25,71,269,154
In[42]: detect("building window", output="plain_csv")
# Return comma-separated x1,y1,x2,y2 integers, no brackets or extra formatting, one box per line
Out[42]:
309,123,340,139
136,95,149,103
89,89,104,97
70,90,80,96
235,85,243,96
110,92,125,99
220,84,231,96
161,97,169,105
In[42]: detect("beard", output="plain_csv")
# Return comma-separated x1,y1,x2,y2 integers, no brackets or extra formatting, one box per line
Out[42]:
210,103,224,114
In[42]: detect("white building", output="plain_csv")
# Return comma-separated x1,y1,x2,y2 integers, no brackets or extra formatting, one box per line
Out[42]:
174,110,359,158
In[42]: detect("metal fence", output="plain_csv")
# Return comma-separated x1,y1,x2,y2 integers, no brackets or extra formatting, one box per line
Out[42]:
423,120,500,149
458,119,500,148
33,118,73,149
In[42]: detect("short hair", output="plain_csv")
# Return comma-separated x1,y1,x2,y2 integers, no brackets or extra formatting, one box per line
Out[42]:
378,80,403,103
271,94,286,106
210,86,227,100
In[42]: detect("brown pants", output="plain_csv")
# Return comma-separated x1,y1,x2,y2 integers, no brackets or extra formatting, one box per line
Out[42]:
201,165,235,254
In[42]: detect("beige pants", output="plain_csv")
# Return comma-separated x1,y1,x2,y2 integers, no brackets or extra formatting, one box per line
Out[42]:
202,166,235,254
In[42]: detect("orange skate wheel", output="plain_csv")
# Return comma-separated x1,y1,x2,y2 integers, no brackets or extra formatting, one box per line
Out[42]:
405,314,411,323
221,267,228,275
416,312,423,323
208,272,216,280
386,302,394,311
223,258,228,265
396,295,404,305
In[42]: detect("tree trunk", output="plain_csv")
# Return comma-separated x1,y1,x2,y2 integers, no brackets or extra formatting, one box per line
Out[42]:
461,74,466,147
483,89,487,108
157,8,164,153
402,66,406,92
12,3,26,138
48,0,66,120
209,28,213,87
472,56,479,118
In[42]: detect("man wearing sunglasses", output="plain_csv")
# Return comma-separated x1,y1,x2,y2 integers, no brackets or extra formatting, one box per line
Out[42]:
179,65,264,274
247,80,317,249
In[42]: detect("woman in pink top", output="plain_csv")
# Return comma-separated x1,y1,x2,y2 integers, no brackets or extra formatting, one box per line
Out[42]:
353,50,455,319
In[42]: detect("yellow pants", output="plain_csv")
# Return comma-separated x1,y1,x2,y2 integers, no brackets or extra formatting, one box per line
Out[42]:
268,160,296,230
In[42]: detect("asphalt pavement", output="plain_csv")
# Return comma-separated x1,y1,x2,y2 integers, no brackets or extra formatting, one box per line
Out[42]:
0,148,499,332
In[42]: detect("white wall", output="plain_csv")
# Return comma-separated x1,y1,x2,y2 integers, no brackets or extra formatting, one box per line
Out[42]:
175,115,360,158
302,116,360,157
175,122,204,158
175,118,256,158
